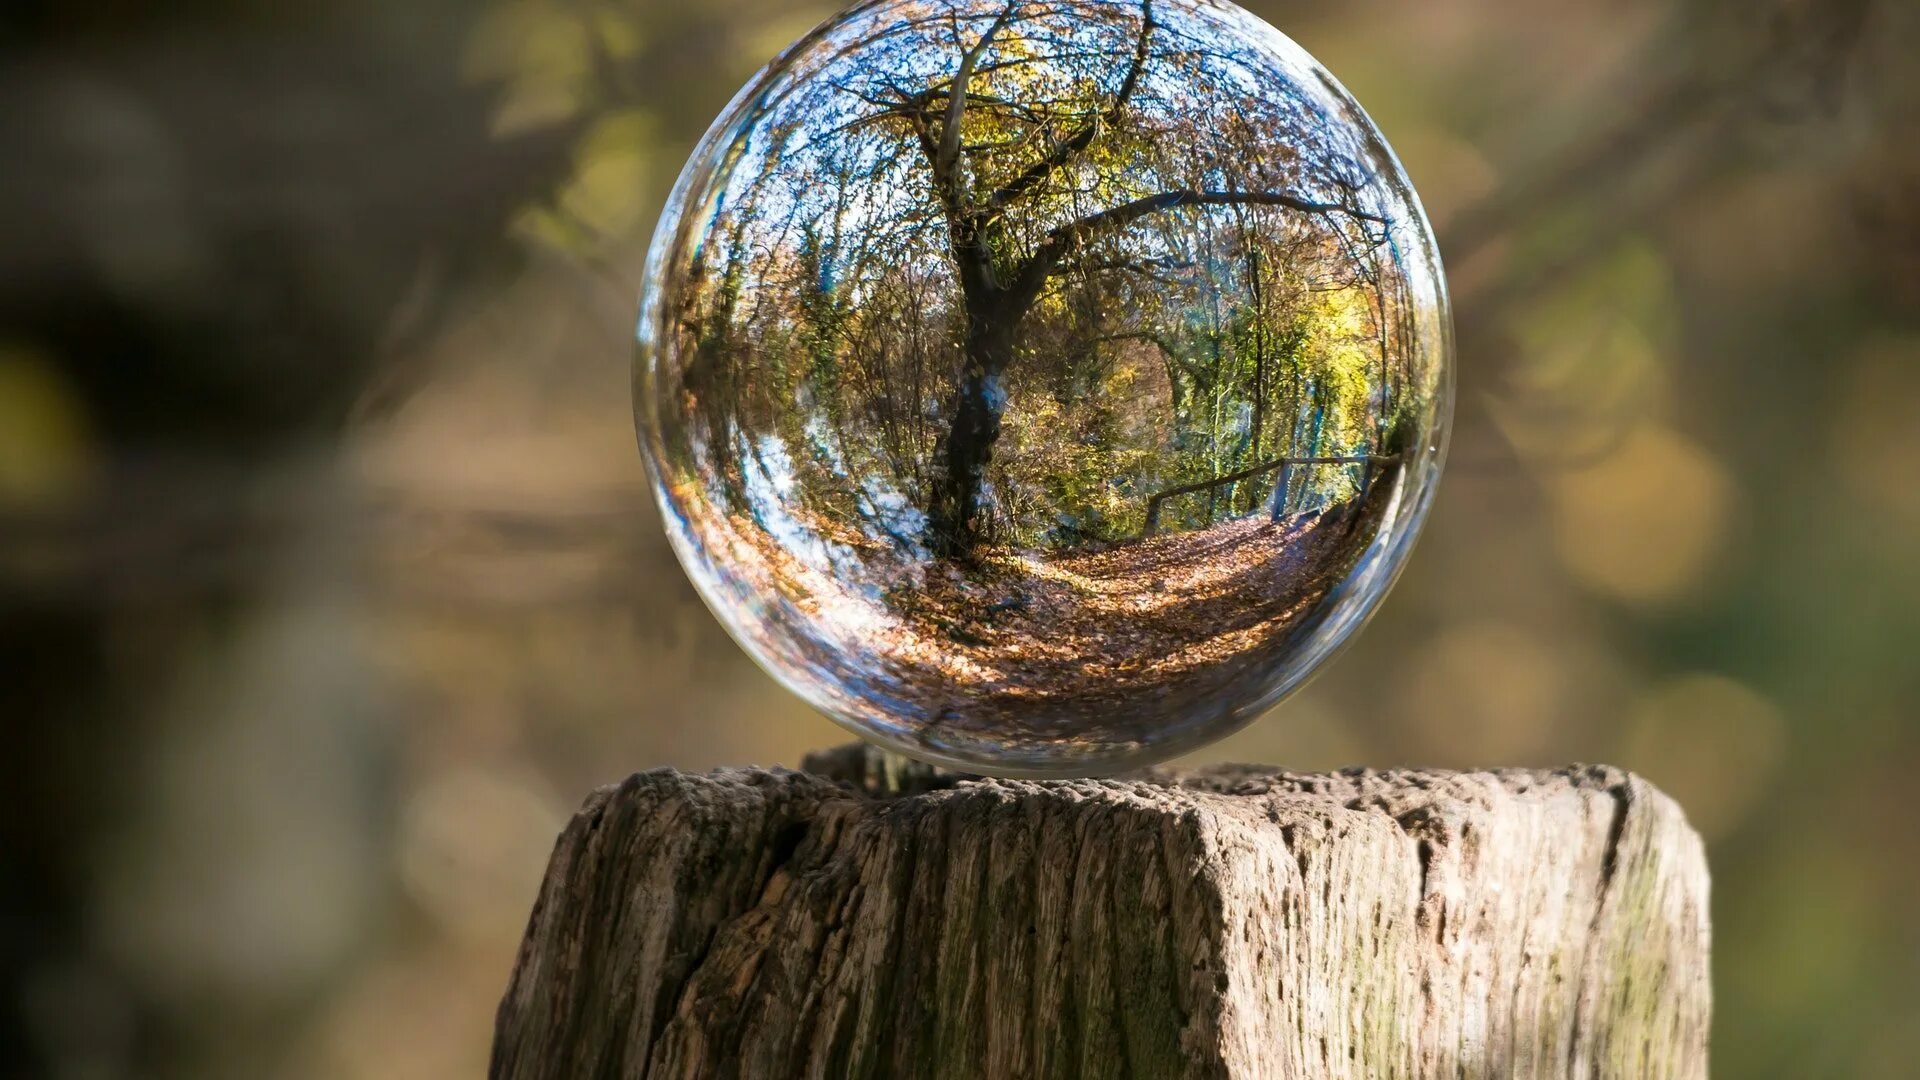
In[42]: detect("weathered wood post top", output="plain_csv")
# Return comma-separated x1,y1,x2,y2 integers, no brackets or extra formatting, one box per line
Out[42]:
493,744,1710,1078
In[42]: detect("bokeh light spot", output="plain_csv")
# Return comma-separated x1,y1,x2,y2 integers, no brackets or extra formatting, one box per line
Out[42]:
0,344,95,506
1621,673,1785,839
1549,424,1734,605
1397,620,1565,764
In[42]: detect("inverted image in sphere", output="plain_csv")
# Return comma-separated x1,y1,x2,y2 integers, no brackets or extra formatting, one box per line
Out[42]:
638,0,1452,774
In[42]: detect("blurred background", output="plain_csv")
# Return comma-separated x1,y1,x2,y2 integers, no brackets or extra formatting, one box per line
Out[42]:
1,0,1914,1076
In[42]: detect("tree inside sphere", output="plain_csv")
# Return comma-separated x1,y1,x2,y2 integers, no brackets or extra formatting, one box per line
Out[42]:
637,0,1452,775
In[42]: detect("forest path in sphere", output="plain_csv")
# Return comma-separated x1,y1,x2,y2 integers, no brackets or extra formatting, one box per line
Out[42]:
689,465,1394,759
864,493,1381,744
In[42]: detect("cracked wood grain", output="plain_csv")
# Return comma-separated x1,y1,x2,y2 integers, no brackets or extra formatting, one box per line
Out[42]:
492,745,1709,1078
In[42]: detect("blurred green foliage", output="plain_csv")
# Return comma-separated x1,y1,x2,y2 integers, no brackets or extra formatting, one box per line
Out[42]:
2,0,1916,1077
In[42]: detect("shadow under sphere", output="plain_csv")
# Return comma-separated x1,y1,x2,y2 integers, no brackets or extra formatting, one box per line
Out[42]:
637,0,1452,775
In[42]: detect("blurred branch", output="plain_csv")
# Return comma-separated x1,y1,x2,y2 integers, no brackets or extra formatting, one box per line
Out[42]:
1443,0,1872,277
0,461,663,608
1437,0,1874,474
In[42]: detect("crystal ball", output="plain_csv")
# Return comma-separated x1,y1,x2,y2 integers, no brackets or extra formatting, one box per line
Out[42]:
636,0,1451,775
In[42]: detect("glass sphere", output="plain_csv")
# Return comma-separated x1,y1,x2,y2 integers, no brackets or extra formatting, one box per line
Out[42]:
637,0,1451,775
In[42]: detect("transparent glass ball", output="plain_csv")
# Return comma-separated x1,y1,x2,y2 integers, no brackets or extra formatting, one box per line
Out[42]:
637,0,1451,775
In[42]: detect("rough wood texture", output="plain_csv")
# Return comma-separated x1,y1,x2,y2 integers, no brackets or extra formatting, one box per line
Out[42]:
493,745,1710,1079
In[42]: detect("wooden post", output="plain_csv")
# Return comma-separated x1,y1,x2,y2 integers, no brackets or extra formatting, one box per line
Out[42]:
492,744,1710,1078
